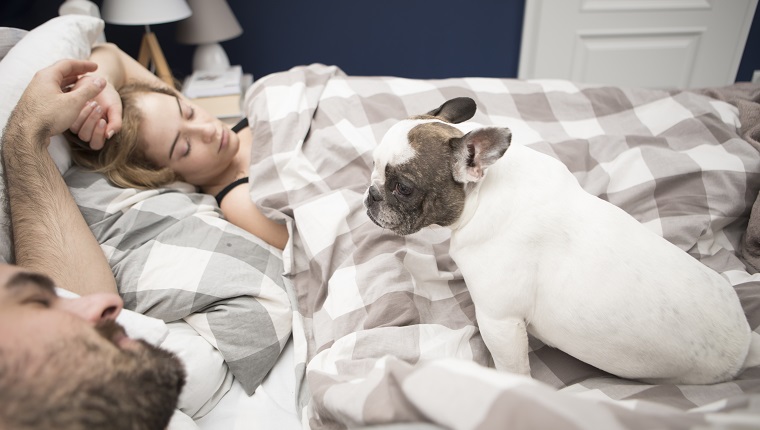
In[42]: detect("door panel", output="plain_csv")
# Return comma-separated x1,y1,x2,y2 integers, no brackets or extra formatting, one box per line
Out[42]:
518,0,757,88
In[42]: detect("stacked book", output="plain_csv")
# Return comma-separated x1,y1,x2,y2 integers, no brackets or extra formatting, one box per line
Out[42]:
182,65,247,122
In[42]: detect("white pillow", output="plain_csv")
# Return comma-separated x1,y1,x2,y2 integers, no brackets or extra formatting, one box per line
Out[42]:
0,15,104,263
56,288,232,419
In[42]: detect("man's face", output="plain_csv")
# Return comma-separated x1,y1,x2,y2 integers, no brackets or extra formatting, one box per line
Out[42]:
0,264,125,349
0,264,185,429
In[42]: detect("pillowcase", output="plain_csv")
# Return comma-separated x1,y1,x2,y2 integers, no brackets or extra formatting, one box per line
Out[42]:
64,167,293,397
0,28,28,60
56,287,233,418
0,15,104,263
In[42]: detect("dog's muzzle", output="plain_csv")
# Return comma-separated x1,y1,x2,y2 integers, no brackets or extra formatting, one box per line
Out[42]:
367,186,383,203
364,186,385,227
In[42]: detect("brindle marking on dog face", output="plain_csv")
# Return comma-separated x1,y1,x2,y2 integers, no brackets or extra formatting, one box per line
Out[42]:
409,114,437,121
370,121,467,234
365,97,483,235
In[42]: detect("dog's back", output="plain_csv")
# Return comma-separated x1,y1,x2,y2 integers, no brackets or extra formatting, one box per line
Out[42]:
450,144,751,384
364,96,753,384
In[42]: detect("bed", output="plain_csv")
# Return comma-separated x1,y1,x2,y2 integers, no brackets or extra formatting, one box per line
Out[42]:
2,13,760,430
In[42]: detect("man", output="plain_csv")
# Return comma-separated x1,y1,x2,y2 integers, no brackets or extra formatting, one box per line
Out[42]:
0,60,185,429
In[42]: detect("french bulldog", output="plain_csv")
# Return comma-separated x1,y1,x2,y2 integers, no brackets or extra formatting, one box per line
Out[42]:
364,97,757,384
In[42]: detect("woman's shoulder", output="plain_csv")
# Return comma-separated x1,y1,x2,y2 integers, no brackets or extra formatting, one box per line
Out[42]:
215,177,249,207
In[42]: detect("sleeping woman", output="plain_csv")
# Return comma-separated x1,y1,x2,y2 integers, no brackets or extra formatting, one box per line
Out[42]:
66,43,288,250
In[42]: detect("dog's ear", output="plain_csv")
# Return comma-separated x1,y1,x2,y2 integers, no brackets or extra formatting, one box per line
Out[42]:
427,97,477,124
451,127,512,183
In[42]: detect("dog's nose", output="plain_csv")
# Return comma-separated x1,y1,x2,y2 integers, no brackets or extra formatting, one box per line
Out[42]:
368,186,383,203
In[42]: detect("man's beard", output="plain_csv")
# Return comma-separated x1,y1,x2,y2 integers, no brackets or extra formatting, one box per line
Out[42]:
23,319,187,429
94,319,187,419
95,318,129,344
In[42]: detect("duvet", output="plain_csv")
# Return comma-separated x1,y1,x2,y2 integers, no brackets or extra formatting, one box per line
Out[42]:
245,64,760,429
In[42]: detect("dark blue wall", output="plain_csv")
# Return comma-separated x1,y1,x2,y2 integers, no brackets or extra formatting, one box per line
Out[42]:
221,0,526,79
738,3,760,83
1,0,757,83
101,0,526,81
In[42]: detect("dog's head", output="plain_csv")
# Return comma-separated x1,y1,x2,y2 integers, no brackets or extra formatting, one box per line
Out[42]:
364,97,512,235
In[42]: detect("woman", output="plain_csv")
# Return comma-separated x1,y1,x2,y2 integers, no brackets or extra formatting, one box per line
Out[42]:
67,43,288,250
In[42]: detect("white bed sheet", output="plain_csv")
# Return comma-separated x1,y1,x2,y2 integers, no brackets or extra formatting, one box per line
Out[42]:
195,337,302,430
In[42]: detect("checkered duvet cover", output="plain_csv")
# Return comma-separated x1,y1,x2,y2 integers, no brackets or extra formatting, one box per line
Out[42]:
245,64,760,429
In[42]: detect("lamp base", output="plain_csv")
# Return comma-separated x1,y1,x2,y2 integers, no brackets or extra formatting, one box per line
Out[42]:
137,32,176,88
192,43,232,73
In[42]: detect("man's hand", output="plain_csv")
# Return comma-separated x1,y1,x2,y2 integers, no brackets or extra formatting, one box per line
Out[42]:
2,58,119,295
14,59,106,147
68,75,123,150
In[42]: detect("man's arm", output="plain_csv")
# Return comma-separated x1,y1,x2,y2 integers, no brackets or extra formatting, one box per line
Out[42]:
1,59,117,295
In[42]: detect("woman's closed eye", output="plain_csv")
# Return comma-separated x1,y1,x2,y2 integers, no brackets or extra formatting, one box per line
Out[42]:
182,102,195,120
182,140,192,158
180,103,194,157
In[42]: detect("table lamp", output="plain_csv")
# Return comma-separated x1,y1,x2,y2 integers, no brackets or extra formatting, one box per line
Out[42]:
101,0,192,87
176,0,243,73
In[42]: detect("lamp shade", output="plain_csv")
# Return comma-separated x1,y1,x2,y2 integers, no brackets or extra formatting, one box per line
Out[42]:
176,0,243,45
101,0,192,26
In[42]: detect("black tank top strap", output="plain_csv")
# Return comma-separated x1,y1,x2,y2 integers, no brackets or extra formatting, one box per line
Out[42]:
215,177,249,206
215,119,249,206
231,117,249,133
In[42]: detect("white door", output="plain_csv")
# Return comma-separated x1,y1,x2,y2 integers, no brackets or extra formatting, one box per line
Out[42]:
518,0,757,88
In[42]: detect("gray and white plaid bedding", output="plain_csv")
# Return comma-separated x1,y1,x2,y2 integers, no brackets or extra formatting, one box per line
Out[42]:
64,170,292,396
246,64,760,429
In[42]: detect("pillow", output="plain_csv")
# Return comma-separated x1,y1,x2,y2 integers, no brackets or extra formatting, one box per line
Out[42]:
56,287,233,418
0,15,104,263
64,167,293,396
0,28,28,60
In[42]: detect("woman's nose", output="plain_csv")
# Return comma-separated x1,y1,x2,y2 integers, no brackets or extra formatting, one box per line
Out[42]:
190,122,216,143
58,293,123,323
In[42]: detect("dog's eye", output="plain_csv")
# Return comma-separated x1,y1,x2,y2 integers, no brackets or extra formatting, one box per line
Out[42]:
395,182,413,196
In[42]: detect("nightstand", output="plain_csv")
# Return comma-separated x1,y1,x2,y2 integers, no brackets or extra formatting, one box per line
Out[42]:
182,68,253,125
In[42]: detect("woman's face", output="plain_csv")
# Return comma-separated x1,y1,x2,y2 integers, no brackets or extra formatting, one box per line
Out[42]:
135,92,241,187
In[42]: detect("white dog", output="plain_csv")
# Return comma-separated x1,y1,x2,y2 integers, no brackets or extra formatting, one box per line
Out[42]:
364,97,755,384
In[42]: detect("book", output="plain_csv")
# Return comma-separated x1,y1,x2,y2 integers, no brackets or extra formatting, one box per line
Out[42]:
183,65,243,98
191,93,242,119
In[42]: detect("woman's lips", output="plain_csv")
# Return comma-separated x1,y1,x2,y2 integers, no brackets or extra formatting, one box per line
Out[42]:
219,129,228,153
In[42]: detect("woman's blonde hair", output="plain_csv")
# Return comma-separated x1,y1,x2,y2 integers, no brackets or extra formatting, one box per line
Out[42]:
68,82,180,189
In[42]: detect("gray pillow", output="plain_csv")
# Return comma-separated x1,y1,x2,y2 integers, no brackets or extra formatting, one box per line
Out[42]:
0,28,28,60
